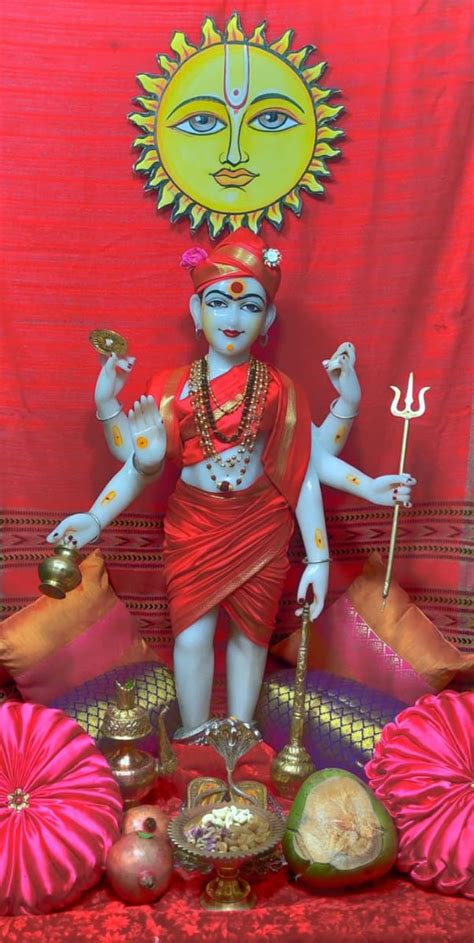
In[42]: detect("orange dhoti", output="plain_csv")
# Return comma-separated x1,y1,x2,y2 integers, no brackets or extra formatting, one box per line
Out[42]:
163,476,294,647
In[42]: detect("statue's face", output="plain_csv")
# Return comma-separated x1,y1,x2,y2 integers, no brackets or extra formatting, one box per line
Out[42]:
198,277,270,355
156,43,316,215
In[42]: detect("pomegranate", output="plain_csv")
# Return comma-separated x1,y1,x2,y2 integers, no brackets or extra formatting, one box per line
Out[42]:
122,804,170,843
106,831,173,904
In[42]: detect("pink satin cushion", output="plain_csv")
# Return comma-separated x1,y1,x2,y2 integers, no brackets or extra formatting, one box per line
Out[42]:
0,701,122,915
271,553,474,704
365,690,474,898
0,550,158,703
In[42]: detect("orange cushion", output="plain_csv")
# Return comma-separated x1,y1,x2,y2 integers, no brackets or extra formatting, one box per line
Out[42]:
0,550,158,704
271,553,474,704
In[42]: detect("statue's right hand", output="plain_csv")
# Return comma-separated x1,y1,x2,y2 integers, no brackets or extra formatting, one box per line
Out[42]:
95,352,136,411
46,513,101,550
129,395,166,473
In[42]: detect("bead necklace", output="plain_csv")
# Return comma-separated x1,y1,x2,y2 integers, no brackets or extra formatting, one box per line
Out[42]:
188,356,269,493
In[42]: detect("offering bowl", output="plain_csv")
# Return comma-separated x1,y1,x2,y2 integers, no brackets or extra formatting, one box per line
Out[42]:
169,801,284,910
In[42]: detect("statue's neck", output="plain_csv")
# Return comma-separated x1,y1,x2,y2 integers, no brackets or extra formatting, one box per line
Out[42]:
206,346,250,380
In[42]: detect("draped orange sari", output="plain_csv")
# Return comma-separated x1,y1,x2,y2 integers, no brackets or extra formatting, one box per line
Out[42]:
147,362,311,646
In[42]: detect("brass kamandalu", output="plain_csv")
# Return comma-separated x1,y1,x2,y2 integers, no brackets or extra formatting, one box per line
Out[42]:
38,545,82,599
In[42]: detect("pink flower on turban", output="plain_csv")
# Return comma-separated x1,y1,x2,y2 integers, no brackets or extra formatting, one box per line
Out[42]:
180,247,208,271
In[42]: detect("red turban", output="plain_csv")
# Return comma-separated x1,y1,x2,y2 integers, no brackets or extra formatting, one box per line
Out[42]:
180,229,282,301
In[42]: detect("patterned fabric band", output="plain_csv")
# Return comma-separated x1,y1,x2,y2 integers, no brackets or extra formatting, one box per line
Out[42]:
190,229,281,300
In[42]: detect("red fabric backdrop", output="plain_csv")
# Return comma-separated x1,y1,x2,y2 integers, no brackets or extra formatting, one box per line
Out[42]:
1,1,472,656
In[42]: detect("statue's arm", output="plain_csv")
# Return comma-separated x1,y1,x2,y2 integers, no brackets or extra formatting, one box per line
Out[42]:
47,396,166,549
94,352,135,461
294,460,330,622
314,342,361,456
312,447,416,507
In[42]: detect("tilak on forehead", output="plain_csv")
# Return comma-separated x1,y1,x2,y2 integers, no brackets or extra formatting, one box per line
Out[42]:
224,43,250,112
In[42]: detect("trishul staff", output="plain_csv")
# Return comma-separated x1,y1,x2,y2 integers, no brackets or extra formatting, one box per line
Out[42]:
382,373,430,607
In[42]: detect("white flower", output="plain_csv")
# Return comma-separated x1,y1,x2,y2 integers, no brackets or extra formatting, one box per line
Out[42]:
262,247,282,268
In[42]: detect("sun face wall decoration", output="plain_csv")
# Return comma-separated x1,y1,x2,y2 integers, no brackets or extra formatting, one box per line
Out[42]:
129,13,344,236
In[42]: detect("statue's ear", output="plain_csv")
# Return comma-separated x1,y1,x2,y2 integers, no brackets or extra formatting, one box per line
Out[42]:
263,302,277,334
189,293,202,329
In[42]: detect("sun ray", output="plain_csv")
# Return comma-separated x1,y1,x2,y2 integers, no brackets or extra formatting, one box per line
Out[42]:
157,180,180,209
267,202,284,228
308,157,330,176
247,22,266,46
201,16,222,47
171,193,193,221
228,213,245,231
300,173,325,193
157,54,179,77
269,30,294,56
132,134,154,149
316,103,344,123
147,165,169,188
190,205,208,230
303,61,327,84
318,125,344,141
135,96,159,113
129,112,155,133
136,74,168,96
225,13,245,42
170,32,198,62
315,142,341,159
208,211,227,237
311,85,332,103
134,148,159,172
246,209,266,232
130,13,345,235
287,45,315,69
283,189,303,213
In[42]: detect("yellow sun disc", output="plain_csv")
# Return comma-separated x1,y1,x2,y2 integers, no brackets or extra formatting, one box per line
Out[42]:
130,14,343,235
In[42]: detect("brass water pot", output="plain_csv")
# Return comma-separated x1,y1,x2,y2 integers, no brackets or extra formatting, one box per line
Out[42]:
38,546,82,598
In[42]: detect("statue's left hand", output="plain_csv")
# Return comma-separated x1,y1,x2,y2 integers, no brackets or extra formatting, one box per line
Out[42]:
295,562,329,622
322,341,361,411
369,473,416,507
46,513,100,549
95,352,136,413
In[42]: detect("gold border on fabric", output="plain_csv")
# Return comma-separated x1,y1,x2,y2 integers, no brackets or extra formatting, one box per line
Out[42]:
275,375,297,485
159,366,188,461
192,245,277,298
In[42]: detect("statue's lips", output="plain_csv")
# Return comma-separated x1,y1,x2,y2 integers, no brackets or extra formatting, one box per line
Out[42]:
212,169,258,187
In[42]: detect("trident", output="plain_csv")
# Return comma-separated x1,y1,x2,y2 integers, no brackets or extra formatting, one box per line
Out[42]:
382,373,430,607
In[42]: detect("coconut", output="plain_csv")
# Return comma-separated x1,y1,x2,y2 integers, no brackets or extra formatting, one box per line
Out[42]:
283,768,397,889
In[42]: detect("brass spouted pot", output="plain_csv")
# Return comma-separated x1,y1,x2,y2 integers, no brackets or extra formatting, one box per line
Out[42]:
100,680,177,807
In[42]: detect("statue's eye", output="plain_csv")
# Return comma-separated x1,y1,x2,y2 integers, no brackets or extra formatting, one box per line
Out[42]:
172,113,226,135
249,110,300,132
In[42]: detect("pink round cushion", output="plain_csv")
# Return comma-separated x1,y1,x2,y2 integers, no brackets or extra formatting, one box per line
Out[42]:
0,701,122,915
365,690,474,898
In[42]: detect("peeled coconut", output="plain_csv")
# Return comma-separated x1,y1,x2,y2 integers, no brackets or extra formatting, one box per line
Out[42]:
122,804,170,843
106,831,173,904
283,768,397,890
